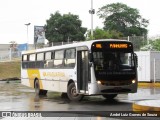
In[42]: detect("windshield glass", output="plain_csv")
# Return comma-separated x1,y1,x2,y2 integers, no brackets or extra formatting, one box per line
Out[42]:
93,51,135,71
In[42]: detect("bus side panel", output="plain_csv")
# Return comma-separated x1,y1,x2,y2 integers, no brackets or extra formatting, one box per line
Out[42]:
42,80,60,91
59,69,76,93
27,69,43,88
39,69,76,92
39,69,60,91
21,68,76,93
21,69,32,88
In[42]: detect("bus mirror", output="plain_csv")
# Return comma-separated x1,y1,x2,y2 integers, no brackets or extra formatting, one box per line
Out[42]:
134,53,138,67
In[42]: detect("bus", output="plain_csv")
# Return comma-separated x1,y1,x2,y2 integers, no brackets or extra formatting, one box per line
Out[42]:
21,39,138,101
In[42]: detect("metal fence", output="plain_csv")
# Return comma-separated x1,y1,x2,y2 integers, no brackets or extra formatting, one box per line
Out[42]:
0,49,21,62
0,36,148,62
122,36,147,51
0,43,69,62
46,37,148,51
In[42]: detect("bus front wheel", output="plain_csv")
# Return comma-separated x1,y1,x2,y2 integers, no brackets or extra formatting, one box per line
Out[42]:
102,94,117,99
67,82,83,101
35,80,47,96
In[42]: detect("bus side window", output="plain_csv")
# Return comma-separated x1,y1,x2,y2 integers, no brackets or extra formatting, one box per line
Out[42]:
45,51,53,68
36,52,44,68
28,54,36,68
64,49,76,68
54,50,64,68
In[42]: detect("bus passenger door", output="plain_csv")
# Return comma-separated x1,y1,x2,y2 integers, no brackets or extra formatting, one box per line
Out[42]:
77,50,89,93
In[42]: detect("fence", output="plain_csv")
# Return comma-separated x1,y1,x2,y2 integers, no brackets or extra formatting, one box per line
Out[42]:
0,43,69,62
122,36,148,51
0,49,21,62
0,37,148,62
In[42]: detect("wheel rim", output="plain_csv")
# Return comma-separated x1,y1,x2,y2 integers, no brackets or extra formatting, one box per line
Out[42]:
71,86,78,97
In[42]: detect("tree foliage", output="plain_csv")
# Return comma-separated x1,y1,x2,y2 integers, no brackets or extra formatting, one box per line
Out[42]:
45,11,87,43
140,39,160,51
152,39,160,51
87,27,123,40
97,3,149,36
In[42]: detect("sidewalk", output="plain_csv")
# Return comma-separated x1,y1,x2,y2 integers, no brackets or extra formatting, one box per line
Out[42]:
138,82,160,88
133,82,160,112
133,100,160,111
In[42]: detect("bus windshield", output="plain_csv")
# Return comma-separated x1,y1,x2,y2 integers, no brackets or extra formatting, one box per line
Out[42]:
93,51,135,70
92,51,136,80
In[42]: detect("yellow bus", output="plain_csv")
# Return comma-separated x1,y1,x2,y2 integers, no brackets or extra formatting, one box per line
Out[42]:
21,39,138,101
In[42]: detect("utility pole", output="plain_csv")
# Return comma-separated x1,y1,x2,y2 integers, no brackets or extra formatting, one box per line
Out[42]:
89,0,95,38
25,23,31,50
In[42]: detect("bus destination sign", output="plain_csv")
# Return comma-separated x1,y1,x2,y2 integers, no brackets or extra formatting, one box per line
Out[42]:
109,44,128,49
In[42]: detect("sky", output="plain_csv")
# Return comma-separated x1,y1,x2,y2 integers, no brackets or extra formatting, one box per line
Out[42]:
0,0,160,44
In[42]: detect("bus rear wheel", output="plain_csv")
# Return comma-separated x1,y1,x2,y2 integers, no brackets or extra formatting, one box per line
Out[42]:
35,80,47,96
102,94,117,99
67,82,83,101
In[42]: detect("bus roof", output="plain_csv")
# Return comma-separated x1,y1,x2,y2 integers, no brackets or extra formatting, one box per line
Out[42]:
22,39,130,54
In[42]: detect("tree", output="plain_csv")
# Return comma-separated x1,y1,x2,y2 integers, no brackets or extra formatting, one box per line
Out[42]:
97,3,149,37
140,39,160,51
45,11,87,43
152,39,160,51
87,27,123,40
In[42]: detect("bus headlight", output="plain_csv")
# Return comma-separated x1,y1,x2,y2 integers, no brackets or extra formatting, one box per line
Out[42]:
97,81,101,84
132,80,136,84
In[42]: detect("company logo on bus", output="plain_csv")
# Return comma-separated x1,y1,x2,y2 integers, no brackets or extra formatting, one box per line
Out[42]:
110,44,128,48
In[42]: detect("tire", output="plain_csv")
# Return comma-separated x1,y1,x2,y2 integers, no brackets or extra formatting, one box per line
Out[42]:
35,80,47,96
67,82,83,101
102,94,117,99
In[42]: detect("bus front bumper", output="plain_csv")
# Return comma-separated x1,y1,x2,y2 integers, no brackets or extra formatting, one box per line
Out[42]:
88,82,137,95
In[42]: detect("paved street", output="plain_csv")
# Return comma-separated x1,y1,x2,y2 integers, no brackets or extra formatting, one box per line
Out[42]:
0,80,160,120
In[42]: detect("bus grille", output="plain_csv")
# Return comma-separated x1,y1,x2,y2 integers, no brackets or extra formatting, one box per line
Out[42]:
101,80,132,86
101,89,131,93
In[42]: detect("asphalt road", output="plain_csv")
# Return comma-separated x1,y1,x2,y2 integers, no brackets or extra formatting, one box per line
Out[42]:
0,80,160,119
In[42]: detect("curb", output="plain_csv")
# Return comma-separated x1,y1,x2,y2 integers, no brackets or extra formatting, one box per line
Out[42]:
133,102,160,111
138,82,160,88
0,78,20,81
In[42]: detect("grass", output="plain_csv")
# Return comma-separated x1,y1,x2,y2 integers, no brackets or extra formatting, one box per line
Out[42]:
0,61,21,80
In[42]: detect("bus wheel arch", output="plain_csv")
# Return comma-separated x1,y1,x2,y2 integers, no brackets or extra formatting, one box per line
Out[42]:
34,78,47,96
34,78,38,88
67,80,83,101
67,79,74,87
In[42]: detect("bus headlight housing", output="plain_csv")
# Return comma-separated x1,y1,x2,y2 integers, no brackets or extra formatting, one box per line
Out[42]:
97,81,101,84
132,80,136,84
